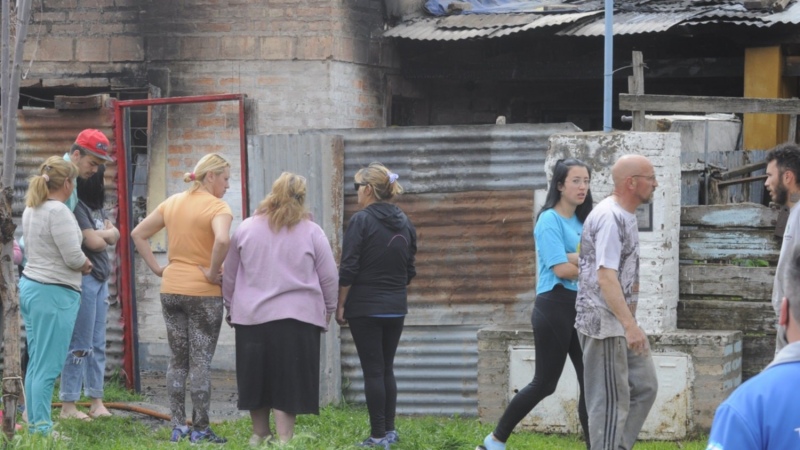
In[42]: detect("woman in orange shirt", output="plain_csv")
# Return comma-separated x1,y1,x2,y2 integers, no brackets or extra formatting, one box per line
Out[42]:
131,153,233,444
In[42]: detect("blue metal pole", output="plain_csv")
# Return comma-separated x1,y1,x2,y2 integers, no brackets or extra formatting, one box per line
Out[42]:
603,0,613,132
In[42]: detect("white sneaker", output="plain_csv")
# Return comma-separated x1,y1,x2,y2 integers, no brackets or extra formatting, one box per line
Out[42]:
50,430,71,441
478,433,505,450
248,433,274,447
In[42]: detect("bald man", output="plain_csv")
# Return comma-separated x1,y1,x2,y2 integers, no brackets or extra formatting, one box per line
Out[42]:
575,155,659,450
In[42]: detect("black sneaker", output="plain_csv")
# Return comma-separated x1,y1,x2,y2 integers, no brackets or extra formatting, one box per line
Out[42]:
189,427,227,444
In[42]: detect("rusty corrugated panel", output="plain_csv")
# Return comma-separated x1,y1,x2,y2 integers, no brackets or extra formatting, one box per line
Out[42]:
0,103,124,377
339,190,533,416
346,190,535,306
6,107,115,215
314,123,574,415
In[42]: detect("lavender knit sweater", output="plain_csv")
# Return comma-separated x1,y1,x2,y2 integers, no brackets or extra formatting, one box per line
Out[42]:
222,215,338,330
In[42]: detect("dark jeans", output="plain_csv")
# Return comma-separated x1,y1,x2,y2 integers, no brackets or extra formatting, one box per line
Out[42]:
493,286,590,447
348,316,405,439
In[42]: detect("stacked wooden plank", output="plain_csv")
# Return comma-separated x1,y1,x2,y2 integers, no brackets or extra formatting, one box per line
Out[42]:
678,203,779,380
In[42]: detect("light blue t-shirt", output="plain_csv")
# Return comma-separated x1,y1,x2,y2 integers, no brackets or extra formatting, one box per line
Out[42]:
534,208,582,294
706,359,800,450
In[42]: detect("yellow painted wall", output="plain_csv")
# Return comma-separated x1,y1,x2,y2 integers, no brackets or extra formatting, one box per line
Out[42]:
743,46,793,150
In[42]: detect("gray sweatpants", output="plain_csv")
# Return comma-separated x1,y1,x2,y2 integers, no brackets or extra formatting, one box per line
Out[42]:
578,333,658,450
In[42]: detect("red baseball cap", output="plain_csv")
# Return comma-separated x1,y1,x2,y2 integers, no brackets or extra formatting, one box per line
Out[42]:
74,129,113,162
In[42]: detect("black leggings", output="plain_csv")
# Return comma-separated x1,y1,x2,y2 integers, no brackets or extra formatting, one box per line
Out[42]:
493,286,589,447
348,316,405,439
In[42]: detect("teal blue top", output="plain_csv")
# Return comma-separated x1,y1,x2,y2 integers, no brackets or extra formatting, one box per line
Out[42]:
534,208,582,293
63,152,78,212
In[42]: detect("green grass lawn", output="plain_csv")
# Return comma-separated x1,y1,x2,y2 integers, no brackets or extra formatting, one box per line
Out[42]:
1,379,709,449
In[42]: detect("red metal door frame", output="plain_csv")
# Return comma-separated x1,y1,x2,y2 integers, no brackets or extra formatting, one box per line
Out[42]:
113,93,248,390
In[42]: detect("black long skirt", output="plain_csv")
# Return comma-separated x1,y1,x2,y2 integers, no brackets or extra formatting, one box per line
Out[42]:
234,318,321,415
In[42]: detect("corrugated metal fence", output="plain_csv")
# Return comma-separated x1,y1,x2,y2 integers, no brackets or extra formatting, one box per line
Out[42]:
299,123,578,415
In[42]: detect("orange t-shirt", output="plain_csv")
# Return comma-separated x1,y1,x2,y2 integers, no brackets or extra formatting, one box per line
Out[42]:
157,190,232,297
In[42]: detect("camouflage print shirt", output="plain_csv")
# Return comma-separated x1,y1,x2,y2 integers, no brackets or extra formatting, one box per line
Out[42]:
575,196,640,339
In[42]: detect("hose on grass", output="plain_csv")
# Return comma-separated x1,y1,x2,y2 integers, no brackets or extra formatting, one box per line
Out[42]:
51,402,191,424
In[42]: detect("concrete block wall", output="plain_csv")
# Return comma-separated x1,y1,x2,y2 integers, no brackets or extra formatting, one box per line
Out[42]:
651,331,742,431
23,0,147,87
142,0,393,135
547,132,683,333
477,326,742,435
476,327,538,424
24,0,393,132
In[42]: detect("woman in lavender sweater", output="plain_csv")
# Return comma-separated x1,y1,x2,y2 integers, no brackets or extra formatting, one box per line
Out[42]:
222,172,338,446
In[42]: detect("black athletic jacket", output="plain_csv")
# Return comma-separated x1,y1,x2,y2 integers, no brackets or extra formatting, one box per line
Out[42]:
339,202,417,319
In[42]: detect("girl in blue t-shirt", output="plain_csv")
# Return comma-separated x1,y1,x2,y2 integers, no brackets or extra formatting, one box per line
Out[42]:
480,158,594,450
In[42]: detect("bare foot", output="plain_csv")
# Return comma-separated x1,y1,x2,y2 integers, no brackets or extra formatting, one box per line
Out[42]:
59,409,92,421
88,405,112,418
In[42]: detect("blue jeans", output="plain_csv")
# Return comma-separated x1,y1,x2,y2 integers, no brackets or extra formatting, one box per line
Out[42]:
59,275,109,402
20,277,80,434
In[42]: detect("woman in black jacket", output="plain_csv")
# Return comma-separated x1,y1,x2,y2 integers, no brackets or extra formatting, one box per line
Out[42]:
336,162,417,449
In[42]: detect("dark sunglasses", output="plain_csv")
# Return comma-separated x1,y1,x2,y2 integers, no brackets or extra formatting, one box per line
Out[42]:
354,182,369,191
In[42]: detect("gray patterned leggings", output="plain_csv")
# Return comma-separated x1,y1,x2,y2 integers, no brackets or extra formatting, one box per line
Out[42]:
160,294,224,430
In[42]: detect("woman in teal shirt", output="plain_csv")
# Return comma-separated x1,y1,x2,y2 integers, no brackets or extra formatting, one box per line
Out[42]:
480,158,594,450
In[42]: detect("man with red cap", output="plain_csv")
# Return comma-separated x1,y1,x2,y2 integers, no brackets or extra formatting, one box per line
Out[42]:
63,129,113,211
18,129,113,258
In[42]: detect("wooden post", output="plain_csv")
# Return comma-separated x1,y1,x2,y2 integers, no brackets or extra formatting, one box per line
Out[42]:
1,0,33,441
0,192,21,445
627,51,645,131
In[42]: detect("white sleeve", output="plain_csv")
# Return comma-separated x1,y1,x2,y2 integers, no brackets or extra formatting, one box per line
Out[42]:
593,214,622,271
